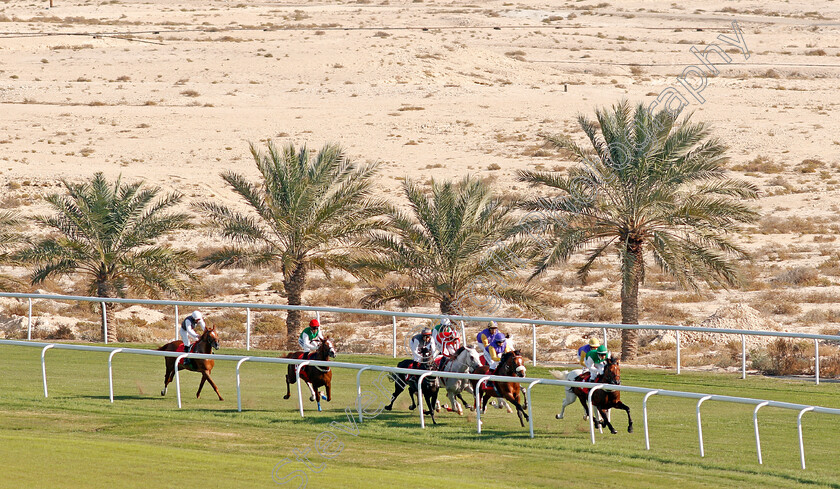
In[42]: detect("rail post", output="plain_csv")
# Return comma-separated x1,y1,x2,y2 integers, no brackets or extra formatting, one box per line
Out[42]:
676,330,681,374
696,395,713,457
174,305,179,340
296,361,311,418
392,316,397,358
355,366,374,422
798,406,815,469
602,328,607,350
418,372,433,428
532,324,537,366
41,344,55,398
741,334,746,379
108,348,123,403
236,357,250,412
642,390,659,450
27,298,32,341
101,301,108,344
174,353,188,408
459,320,466,346
475,376,491,434
246,308,251,352
814,339,820,385
588,384,604,443
753,401,769,464
526,379,542,438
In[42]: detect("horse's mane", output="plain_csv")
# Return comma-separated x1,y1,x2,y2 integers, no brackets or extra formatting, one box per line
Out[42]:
500,350,519,363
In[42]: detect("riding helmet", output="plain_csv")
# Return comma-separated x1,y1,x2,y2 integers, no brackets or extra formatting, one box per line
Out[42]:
596,345,608,355
310,319,320,328
588,337,600,347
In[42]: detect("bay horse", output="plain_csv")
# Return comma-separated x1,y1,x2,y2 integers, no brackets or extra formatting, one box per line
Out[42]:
159,326,223,401
472,350,528,427
555,354,632,434
383,350,440,425
283,337,335,412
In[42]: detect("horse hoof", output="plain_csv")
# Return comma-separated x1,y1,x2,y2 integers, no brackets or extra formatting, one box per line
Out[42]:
555,414,563,419
611,430,618,435
321,395,328,401
408,405,416,411
283,394,291,400
317,405,322,412
161,390,166,396
384,405,392,411
628,426,634,433
309,396,316,402
219,397,224,401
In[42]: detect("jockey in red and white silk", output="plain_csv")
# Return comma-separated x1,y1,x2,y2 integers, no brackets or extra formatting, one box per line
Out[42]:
433,318,461,357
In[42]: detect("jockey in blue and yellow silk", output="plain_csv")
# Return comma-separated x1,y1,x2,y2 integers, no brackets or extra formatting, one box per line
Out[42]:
577,337,600,366
475,321,499,351
483,332,513,370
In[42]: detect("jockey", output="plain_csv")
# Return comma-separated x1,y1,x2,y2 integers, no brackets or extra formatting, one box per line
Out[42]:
483,332,513,370
584,344,609,381
475,321,499,349
299,318,325,353
180,310,205,349
409,327,438,365
433,318,461,357
577,337,600,366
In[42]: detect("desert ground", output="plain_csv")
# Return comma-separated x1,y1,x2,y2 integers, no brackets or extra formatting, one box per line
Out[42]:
1,0,840,368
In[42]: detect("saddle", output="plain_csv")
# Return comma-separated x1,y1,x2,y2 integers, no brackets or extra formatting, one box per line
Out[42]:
573,372,600,395
290,351,317,383
176,343,197,369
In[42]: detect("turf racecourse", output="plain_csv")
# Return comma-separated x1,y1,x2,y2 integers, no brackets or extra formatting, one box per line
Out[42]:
2,344,840,489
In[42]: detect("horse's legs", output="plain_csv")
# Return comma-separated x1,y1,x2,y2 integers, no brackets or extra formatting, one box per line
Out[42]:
556,388,577,420
456,392,472,413
315,386,322,412
407,384,418,411
161,362,174,396
325,382,332,402
576,393,592,422
598,407,617,434
384,380,405,411
305,381,317,402
505,391,528,427
283,366,295,400
426,388,438,425
203,371,223,401
197,374,207,399
615,401,634,433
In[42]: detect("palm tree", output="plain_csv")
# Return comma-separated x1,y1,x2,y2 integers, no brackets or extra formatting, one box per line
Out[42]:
0,210,26,291
197,142,388,348
16,173,196,342
356,176,543,316
518,101,759,360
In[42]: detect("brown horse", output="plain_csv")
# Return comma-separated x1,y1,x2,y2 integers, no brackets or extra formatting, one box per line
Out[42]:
283,337,335,412
158,326,223,401
559,354,632,434
472,350,529,427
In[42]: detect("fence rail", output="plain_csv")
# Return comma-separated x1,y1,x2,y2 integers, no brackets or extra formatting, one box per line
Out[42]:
2,292,839,384
2,338,839,470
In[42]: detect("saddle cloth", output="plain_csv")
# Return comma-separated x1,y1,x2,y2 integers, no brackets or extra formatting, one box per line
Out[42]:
574,372,600,395
176,343,197,368
290,352,316,383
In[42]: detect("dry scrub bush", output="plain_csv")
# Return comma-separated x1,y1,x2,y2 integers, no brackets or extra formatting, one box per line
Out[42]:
750,339,813,375
254,313,285,334
774,266,824,287
578,297,619,322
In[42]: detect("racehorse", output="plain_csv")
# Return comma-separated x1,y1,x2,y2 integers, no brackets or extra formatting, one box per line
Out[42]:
440,346,482,415
472,350,528,427
384,351,440,425
159,326,223,401
283,337,336,412
555,354,632,434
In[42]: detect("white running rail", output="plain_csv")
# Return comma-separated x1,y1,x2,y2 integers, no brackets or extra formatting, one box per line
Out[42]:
2,339,839,470
2,292,839,383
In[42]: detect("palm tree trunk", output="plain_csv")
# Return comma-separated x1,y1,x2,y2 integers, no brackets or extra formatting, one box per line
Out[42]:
284,263,307,350
97,282,117,343
620,240,644,361
440,293,456,315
